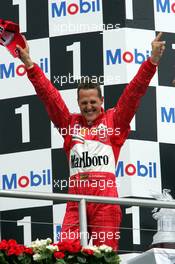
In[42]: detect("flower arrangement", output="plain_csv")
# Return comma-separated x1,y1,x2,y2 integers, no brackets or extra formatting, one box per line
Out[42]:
0,239,33,264
0,238,120,264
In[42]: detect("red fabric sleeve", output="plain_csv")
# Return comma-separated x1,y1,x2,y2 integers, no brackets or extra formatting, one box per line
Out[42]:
26,64,71,133
114,58,157,130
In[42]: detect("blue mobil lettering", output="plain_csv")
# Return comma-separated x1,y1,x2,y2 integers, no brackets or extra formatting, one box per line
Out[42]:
161,107,175,123
1,169,51,190
156,0,175,13
106,49,151,65
0,58,48,79
116,161,157,178
52,0,101,17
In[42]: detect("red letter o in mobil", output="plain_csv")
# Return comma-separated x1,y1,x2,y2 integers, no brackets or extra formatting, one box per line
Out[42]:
18,176,29,188
125,164,136,176
16,64,26,76
171,3,175,12
122,51,134,63
67,3,79,15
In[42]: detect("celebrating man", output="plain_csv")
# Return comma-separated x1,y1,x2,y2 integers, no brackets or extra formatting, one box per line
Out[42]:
14,33,165,251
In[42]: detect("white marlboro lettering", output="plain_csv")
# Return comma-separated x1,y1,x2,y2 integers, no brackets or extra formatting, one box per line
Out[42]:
69,140,116,176
71,151,109,168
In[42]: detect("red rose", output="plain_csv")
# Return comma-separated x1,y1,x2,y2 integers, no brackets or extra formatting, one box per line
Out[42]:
7,247,16,256
24,247,33,255
6,244,25,256
0,240,8,250
69,241,82,253
56,241,71,252
14,245,25,256
8,240,17,247
82,248,94,255
56,242,66,251
57,240,82,253
54,251,65,259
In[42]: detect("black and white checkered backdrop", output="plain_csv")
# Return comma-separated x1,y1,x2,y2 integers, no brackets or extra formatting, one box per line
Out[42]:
0,0,175,253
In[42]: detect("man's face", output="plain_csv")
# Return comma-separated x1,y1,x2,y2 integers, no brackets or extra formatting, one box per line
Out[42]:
78,89,103,122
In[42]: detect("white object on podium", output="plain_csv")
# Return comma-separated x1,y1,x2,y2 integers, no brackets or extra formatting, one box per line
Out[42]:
127,248,175,264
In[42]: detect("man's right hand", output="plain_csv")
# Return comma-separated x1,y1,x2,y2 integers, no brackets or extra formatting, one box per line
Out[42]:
16,35,34,69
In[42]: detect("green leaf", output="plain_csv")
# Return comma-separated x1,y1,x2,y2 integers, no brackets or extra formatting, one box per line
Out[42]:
104,254,121,264
77,256,87,263
67,255,74,259
93,252,103,259
55,259,67,264
0,252,9,264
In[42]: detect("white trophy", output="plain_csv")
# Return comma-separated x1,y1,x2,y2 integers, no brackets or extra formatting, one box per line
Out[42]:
152,189,175,246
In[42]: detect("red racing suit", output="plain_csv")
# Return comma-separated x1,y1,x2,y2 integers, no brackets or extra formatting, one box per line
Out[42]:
27,58,156,251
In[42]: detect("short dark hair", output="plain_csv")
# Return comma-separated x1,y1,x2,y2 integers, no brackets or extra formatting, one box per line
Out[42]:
77,76,102,100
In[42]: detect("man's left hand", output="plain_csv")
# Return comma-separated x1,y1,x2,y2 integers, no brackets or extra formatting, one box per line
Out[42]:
150,32,165,65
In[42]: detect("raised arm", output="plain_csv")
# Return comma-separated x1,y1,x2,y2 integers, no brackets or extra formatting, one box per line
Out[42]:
114,32,165,130
16,37,71,134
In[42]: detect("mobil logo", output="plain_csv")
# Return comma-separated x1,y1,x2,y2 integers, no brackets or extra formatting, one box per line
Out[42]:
161,107,175,123
0,58,48,80
106,48,151,65
51,0,101,18
156,0,175,13
1,169,51,190
116,161,157,178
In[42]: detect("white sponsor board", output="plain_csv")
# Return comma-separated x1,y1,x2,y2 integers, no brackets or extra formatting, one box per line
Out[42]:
154,0,175,33
103,28,158,86
0,149,52,210
0,38,50,99
157,85,175,143
49,0,103,37
116,139,162,198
